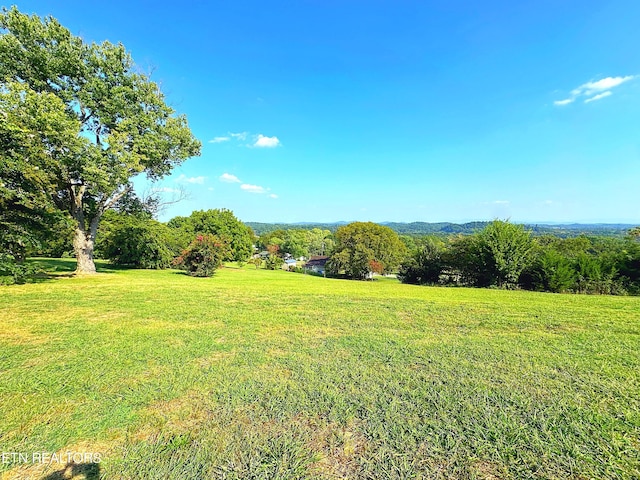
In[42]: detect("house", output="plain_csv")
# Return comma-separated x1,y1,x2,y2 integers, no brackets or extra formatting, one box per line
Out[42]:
303,255,329,275
283,258,297,270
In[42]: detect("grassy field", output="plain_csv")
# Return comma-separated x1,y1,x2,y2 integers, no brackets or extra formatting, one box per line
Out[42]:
0,259,639,479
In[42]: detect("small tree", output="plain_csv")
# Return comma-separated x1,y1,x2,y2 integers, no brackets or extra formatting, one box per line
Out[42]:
264,244,284,270
248,256,263,269
477,220,534,288
442,235,485,286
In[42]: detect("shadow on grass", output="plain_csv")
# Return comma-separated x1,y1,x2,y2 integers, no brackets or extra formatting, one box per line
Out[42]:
22,258,133,284
171,270,217,277
40,462,100,480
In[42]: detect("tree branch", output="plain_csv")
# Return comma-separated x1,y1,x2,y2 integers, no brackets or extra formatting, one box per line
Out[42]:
101,185,132,212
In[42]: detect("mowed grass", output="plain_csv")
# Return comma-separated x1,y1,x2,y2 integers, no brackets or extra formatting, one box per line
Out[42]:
0,260,639,479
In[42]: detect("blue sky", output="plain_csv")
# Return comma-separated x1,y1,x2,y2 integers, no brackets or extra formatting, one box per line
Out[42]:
17,1,640,224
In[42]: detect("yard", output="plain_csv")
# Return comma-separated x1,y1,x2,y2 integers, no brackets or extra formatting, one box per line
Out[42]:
1,260,639,479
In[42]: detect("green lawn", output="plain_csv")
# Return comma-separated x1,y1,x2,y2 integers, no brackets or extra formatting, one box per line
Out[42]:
1,259,639,479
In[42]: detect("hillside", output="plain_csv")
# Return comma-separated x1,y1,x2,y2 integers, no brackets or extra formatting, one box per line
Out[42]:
247,221,636,237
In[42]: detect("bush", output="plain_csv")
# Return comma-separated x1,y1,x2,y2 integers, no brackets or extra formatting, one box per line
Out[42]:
248,257,263,269
0,253,42,285
173,235,228,277
264,254,284,270
521,248,576,293
98,213,176,269
398,238,444,285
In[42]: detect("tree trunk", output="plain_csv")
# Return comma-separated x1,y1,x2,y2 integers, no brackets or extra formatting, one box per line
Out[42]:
73,225,97,274
68,183,128,274
70,184,101,274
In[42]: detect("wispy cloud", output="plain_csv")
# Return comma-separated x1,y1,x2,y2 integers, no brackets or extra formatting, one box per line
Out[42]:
584,91,613,103
209,136,230,143
240,184,267,194
253,134,280,148
219,173,241,183
553,98,574,106
229,132,248,141
210,131,282,148
269,194,278,199
554,75,635,106
492,200,510,205
176,174,206,184
573,76,634,96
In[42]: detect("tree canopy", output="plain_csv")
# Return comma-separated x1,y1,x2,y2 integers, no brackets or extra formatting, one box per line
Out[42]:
168,209,254,262
1,82,78,259
0,7,201,273
327,222,406,279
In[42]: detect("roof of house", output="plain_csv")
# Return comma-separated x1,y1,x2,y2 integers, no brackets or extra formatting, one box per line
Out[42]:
304,255,329,267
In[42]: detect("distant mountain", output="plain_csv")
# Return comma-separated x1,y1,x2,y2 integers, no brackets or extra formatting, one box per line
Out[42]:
246,221,637,238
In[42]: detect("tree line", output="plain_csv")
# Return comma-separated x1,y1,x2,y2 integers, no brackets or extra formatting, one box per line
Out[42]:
399,222,640,295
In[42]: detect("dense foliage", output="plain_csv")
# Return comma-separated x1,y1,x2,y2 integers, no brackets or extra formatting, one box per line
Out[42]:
168,209,254,262
173,234,228,277
257,228,334,258
397,237,445,285
399,221,640,295
96,212,178,269
0,81,76,278
327,222,407,279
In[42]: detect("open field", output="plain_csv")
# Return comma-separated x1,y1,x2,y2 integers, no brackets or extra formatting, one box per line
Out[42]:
1,259,639,479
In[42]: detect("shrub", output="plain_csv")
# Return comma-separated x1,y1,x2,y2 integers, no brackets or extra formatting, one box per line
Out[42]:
0,253,42,285
248,257,263,269
398,238,445,285
98,213,176,269
264,254,284,270
173,235,228,277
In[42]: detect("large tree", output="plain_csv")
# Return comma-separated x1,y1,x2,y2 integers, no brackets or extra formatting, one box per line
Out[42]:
0,7,201,273
327,222,406,279
168,209,254,262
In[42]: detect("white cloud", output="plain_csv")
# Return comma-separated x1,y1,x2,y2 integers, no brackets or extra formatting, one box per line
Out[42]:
579,76,634,95
253,134,280,148
208,187,215,191
553,98,574,106
555,75,635,106
219,173,241,183
584,91,612,103
241,183,267,194
214,131,282,148
229,132,248,141
209,136,230,143
176,174,206,184
492,200,510,205
269,194,278,199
